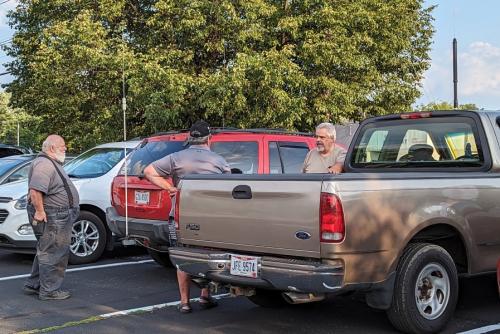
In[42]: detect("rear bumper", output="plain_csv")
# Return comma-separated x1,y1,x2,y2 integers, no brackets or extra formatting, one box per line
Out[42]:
106,207,170,245
0,234,36,253
169,247,344,293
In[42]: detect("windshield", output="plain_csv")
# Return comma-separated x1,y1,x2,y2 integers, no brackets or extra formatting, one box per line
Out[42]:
0,159,23,177
124,140,185,176
64,148,131,178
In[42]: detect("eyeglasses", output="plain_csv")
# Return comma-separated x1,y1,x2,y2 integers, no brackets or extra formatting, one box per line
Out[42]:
315,135,332,140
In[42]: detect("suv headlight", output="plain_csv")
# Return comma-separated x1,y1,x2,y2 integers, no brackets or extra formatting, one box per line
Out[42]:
14,194,28,210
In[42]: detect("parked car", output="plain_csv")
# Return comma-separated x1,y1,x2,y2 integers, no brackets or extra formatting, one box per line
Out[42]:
168,110,500,334
107,129,323,266
0,144,33,158
0,155,37,185
0,141,140,264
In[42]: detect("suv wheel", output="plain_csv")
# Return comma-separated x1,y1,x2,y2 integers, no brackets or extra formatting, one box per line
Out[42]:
387,243,458,334
147,248,173,267
69,211,107,264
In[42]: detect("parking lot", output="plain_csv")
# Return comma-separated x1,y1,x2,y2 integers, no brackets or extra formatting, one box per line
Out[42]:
0,247,499,334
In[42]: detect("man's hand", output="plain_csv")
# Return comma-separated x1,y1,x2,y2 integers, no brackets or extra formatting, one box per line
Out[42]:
328,164,343,175
34,210,47,223
167,186,178,196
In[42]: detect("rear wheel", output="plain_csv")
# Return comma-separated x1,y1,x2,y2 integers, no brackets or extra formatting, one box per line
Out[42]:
387,243,458,334
147,248,173,267
247,289,288,308
69,211,107,264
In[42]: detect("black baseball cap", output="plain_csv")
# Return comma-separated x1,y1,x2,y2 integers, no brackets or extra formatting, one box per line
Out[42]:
189,120,210,138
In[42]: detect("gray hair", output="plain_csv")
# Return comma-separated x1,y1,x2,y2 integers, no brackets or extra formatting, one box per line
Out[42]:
187,135,210,145
316,122,336,140
41,135,63,153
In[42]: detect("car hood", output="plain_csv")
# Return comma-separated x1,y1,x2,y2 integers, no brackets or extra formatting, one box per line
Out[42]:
0,178,90,201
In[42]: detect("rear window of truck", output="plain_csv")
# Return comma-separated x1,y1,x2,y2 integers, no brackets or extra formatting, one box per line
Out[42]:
350,116,486,169
125,141,185,176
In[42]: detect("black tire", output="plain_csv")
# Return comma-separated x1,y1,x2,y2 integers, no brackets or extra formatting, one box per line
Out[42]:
387,243,458,334
247,289,288,308
147,248,173,267
68,211,107,265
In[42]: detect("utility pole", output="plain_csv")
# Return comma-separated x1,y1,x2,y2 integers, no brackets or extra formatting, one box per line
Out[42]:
453,38,458,109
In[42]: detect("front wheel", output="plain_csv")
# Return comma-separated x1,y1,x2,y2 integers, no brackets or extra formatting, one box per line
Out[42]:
387,243,458,334
68,211,107,264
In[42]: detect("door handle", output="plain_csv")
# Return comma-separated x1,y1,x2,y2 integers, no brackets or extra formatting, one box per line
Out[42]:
232,185,252,199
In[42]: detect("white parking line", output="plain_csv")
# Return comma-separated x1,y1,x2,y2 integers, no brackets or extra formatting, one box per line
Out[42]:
19,294,231,333
457,324,500,334
100,293,230,318
0,259,154,282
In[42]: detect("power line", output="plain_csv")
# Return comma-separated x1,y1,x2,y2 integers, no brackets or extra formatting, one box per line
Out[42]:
0,0,12,5
0,38,13,46
0,70,12,76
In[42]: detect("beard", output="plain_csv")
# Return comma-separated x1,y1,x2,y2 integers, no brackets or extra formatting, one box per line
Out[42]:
55,150,66,163
316,143,325,153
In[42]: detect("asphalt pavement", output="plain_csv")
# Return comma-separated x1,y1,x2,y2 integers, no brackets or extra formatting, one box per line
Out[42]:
0,248,499,334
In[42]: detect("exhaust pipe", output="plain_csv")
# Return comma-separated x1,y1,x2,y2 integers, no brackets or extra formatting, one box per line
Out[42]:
282,292,325,304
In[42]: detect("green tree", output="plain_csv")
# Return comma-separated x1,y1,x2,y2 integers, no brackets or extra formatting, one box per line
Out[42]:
3,0,435,150
0,92,42,149
417,101,479,111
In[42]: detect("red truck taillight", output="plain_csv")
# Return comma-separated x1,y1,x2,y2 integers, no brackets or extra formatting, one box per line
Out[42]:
320,192,345,243
174,190,180,229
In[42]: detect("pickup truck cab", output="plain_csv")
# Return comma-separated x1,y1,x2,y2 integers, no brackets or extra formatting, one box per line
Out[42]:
169,111,500,334
106,129,319,266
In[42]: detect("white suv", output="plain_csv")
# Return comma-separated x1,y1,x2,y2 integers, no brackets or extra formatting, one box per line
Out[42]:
0,141,139,264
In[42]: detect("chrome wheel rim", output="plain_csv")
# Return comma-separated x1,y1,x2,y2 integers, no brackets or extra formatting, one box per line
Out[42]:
71,219,99,257
415,262,450,320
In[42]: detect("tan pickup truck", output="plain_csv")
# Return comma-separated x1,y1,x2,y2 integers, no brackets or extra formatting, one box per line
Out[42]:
169,110,500,334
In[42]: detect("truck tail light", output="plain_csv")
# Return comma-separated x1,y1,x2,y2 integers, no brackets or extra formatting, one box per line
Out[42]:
400,112,431,119
320,192,345,243
174,190,180,230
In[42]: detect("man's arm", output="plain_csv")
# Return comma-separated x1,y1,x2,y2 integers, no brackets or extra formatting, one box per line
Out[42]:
144,165,177,195
328,163,344,174
29,189,47,222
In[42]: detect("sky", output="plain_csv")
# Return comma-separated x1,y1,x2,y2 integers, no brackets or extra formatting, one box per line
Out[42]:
1,0,500,110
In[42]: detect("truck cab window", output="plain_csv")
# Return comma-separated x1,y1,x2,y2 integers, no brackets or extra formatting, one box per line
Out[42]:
211,141,258,174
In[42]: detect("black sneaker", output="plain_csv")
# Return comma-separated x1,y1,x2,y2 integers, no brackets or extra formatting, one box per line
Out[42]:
39,290,71,300
22,285,39,295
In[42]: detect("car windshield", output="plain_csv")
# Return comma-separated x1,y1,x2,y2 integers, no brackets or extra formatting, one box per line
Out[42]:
64,148,131,178
124,140,185,176
0,159,24,177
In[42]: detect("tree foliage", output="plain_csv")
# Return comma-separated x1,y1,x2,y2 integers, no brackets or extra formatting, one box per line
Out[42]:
3,0,435,151
0,92,42,149
417,101,479,111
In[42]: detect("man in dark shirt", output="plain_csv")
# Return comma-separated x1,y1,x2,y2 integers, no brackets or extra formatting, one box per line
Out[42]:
144,121,230,313
23,135,80,300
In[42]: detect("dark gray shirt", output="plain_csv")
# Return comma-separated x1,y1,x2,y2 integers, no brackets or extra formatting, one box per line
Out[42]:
152,145,230,186
28,154,79,208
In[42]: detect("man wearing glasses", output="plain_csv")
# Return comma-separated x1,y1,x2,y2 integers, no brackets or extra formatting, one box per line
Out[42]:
302,122,346,174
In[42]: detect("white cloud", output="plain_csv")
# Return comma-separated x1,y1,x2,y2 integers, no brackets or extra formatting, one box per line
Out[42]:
460,42,500,95
418,41,500,108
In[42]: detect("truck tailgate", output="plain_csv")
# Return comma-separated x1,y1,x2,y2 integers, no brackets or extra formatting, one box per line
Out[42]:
178,177,323,258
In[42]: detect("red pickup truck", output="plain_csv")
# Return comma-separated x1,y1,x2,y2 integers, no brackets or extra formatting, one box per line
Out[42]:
106,129,327,265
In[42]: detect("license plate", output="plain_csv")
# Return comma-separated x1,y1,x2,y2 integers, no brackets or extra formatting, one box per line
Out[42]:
230,255,259,278
135,191,150,205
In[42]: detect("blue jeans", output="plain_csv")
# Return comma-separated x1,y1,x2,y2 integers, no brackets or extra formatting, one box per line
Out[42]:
25,204,79,294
